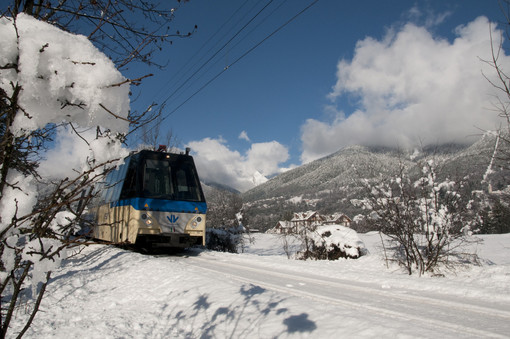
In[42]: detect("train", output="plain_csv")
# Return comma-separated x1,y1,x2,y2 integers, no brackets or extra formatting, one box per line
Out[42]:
90,148,207,249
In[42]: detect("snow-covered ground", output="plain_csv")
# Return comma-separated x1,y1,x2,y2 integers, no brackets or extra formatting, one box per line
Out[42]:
9,232,510,338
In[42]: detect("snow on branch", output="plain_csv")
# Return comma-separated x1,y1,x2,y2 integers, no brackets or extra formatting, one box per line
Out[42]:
0,13,131,135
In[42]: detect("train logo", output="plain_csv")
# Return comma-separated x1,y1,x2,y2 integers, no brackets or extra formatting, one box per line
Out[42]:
167,215,179,224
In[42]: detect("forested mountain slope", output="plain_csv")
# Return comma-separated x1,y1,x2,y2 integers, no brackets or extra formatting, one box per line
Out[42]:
240,133,506,232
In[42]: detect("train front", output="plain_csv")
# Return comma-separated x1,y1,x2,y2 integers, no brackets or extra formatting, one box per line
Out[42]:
134,149,207,249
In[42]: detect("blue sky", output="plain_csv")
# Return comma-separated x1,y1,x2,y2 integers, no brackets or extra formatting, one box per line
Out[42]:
126,0,508,192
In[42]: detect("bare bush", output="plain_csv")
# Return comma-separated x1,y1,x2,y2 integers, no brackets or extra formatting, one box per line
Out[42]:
353,160,479,275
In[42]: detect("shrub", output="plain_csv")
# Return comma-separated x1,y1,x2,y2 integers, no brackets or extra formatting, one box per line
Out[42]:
206,226,244,253
296,225,367,260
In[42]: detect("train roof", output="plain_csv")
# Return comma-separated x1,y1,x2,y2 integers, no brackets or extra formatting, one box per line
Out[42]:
131,148,194,159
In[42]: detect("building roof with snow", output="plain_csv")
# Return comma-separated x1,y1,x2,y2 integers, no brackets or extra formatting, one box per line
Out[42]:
324,213,352,225
291,211,321,222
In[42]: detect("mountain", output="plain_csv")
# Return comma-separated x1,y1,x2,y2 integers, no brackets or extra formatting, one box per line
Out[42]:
242,144,411,202
201,170,267,199
251,170,268,187
202,181,240,196
241,133,506,232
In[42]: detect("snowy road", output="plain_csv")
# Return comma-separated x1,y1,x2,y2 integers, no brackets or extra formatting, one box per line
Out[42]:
9,233,510,338
182,251,510,338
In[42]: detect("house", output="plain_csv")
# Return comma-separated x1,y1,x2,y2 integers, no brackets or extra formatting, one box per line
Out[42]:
324,213,352,227
269,211,352,234
269,220,295,234
291,211,325,229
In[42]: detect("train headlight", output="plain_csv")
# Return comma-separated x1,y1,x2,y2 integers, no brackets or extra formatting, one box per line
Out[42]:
141,213,152,225
190,216,202,229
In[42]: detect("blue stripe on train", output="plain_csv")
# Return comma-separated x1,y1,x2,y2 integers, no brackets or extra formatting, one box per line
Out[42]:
110,198,207,214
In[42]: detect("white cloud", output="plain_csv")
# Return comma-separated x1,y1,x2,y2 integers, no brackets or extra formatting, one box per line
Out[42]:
187,137,289,192
239,130,250,142
39,126,129,179
405,5,452,28
39,127,97,179
300,16,509,163
246,141,289,176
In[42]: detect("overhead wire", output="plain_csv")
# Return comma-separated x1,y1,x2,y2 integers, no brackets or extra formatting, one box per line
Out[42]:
154,0,260,109
157,0,320,124
158,0,276,108
149,0,252,104
136,0,320,144
167,0,290,105
224,0,289,66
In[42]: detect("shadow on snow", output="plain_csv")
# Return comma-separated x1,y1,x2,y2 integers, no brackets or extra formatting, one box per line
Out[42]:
165,283,317,338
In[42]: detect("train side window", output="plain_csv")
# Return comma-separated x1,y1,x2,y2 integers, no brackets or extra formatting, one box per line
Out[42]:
111,162,129,201
103,171,116,203
120,157,138,199
97,173,110,203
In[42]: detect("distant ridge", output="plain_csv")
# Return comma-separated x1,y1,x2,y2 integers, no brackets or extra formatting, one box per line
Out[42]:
241,134,507,232
202,181,240,196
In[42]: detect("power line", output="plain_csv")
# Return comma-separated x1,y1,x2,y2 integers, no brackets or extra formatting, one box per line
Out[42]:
158,0,276,108
229,0,318,71
159,0,319,124
149,0,252,104
165,0,290,106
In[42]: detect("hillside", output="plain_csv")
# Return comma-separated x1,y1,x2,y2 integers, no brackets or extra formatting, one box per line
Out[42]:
243,145,411,202
241,133,506,232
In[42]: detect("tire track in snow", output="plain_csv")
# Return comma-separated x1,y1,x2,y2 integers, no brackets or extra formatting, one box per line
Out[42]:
181,254,510,338
188,254,510,318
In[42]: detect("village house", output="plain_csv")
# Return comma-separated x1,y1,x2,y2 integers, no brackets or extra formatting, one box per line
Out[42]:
324,213,352,227
291,211,324,229
269,220,295,234
270,211,352,234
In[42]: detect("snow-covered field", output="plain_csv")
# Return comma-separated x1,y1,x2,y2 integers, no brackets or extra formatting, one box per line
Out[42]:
9,232,510,338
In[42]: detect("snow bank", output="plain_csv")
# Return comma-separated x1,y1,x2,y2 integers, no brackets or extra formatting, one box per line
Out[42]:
8,233,510,338
310,225,367,258
22,237,67,295
295,224,366,260
0,14,131,182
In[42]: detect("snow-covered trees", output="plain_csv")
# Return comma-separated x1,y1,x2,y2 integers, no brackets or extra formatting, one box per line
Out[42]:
0,14,131,337
353,160,478,275
5,1,196,70
477,0,510,235
1,1,192,336
204,188,248,253
206,189,243,230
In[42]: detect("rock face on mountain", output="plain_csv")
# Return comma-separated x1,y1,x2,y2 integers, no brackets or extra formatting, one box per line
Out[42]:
240,133,506,232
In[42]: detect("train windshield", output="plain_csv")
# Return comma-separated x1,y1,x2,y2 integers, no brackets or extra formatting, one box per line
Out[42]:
142,157,204,202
